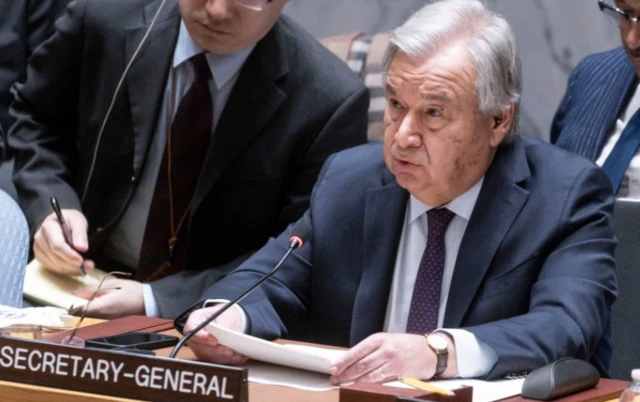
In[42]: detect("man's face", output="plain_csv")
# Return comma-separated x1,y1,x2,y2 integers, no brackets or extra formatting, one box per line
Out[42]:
178,0,288,54
616,0,640,75
383,46,508,207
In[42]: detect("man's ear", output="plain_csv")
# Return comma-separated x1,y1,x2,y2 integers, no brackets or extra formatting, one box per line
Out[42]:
489,104,515,147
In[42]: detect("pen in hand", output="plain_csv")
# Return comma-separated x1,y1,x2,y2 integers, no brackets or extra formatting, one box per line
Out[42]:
49,197,86,276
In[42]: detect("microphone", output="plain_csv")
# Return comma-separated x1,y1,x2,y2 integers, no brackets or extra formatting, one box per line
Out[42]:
169,220,311,358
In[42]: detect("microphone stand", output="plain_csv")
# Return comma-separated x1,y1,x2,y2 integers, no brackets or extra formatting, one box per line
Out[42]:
169,238,301,359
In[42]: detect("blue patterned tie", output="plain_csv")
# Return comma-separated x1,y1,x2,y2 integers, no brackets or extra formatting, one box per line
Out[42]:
601,108,640,194
406,208,456,334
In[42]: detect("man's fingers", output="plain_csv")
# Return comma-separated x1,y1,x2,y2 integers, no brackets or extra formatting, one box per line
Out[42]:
65,210,89,252
330,334,382,376
81,291,121,319
189,342,247,365
41,221,82,262
353,365,391,384
330,349,387,385
73,284,109,299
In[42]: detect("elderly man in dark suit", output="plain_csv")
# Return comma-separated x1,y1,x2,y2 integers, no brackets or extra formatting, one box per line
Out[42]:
181,0,617,383
552,0,640,199
8,0,368,318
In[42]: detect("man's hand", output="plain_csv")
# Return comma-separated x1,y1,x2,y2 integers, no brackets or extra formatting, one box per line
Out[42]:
75,279,145,319
184,306,247,365
329,333,457,385
34,209,94,275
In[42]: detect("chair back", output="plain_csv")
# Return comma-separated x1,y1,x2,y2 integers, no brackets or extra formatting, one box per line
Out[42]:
610,199,640,380
0,190,28,308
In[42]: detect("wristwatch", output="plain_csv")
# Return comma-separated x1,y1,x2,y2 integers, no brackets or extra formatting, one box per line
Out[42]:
426,332,449,377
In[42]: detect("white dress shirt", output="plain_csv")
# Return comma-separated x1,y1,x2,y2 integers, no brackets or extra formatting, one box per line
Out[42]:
102,21,254,316
595,82,640,199
383,178,497,378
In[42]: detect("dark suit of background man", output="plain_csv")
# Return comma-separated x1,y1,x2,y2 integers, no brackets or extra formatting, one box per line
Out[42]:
0,0,70,195
180,0,617,384
552,0,640,200
8,0,369,318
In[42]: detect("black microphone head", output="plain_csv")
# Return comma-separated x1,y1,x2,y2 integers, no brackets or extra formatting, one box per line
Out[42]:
289,219,312,249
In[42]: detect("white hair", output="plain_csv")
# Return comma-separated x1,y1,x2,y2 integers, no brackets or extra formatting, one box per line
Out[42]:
383,0,522,142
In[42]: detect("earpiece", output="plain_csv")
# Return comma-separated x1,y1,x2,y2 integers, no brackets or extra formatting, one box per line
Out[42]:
81,0,168,201
494,117,504,128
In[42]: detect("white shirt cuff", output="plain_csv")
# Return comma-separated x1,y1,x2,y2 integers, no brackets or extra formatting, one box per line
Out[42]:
141,283,160,317
438,328,497,378
203,299,249,333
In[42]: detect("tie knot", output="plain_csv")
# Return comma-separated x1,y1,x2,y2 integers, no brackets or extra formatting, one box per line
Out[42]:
190,53,212,83
426,208,455,237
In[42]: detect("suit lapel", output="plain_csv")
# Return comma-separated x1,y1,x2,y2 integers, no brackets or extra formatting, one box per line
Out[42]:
350,169,408,344
124,1,180,177
192,21,288,211
443,138,530,328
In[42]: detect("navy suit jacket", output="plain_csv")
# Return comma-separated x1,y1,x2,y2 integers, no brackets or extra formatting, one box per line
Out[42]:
551,47,638,159
199,137,617,380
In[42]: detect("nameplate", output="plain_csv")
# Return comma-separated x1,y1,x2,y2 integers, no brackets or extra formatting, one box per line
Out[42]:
0,336,248,402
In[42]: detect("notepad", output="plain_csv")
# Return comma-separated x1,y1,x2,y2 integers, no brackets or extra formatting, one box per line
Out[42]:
23,259,109,312
206,323,346,374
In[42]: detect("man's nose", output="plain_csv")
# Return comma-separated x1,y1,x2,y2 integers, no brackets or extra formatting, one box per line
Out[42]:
395,114,422,148
624,20,640,50
205,0,235,20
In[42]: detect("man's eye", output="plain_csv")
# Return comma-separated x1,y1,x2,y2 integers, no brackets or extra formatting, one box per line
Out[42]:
425,108,442,117
389,99,403,109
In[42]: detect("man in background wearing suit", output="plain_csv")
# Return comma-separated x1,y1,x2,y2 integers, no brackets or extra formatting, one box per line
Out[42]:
8,0,368,318
0,0,70,195
552,0,640,199
181,0,617,382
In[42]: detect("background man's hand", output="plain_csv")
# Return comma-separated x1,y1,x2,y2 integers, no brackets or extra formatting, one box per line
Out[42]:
34,209,94,275
329,333,457,385
184,305,247,365
75,279,144,319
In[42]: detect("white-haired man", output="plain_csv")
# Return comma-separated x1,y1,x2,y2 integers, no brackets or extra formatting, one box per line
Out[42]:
179,0,617,382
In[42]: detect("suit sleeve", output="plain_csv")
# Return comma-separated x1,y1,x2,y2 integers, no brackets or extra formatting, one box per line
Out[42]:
8,0,86,234
184,154,340,339
466,165,617,380
273,86,369,231
0,0,58,159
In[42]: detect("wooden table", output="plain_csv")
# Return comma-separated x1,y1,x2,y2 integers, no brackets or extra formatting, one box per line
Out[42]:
0,318,622,402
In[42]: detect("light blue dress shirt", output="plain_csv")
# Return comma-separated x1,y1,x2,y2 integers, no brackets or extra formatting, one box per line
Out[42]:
102,21,254,316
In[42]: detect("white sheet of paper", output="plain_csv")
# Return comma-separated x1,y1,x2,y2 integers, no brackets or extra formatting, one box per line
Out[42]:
244,361,337,391
384,378,524,402
206,323,346,374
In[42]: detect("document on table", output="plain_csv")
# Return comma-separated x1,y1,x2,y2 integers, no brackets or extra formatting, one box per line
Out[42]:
207,323,524,397
385,377,524,402
206,323,346,374
23,259,109,312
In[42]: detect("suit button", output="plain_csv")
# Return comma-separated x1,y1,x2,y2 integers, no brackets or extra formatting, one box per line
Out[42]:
131,176,136,183
96,227,104,233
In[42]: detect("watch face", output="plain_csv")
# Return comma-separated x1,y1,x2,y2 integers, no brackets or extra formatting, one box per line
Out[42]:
428,334,448,350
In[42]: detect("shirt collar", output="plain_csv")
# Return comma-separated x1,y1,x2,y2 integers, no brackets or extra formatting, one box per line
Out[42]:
408,177,485,223
173,21,254,90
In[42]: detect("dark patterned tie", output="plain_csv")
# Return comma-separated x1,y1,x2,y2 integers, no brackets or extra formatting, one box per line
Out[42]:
137,54,213,282
406,207,456,334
